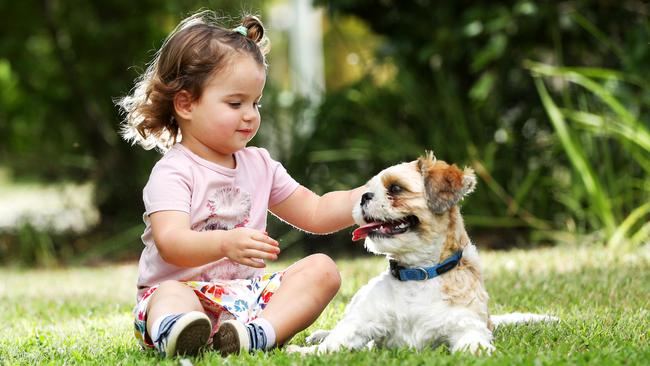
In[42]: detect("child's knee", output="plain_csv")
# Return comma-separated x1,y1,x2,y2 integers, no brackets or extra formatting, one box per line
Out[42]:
304,254,341,293
158,279,185,291
147,280,202,314
155,280,196,298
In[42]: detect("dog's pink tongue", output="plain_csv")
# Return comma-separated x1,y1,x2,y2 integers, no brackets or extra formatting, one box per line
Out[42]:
352,222,382,241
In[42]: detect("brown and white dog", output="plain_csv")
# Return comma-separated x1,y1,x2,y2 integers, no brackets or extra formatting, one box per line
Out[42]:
288,153,556,354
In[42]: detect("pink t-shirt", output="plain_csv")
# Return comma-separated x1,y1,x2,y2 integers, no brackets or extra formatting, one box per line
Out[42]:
136,144,299,299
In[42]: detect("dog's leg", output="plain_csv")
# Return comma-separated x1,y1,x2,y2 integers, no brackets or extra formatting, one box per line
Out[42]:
315,279,391,353
448,318,495,355
449,330,494,355
316,317,383,353
286,311,383,354
305,329,330,344
285,330,331,354
287,278,389,354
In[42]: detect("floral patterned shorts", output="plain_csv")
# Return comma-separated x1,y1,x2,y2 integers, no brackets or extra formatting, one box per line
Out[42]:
133,271,284,349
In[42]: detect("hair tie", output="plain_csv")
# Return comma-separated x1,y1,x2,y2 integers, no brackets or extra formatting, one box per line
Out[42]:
233,25,248,37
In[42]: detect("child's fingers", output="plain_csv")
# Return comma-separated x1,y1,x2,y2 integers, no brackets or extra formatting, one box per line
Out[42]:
256,242,280,255
254,234,280,248
246,249,278,261
240,257,266,268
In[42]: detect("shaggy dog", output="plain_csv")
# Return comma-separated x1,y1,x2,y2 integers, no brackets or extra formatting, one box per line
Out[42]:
288,153,556,355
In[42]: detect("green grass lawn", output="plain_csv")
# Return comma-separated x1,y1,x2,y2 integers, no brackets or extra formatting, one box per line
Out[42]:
1,245,649,365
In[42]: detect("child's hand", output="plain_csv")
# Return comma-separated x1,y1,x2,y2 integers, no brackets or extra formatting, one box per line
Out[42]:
223,228,280,268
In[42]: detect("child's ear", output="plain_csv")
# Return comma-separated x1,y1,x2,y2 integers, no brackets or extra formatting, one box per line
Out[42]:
173,90,194,120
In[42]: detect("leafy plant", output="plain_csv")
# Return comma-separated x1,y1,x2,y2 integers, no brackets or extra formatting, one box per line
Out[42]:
527,61,649,247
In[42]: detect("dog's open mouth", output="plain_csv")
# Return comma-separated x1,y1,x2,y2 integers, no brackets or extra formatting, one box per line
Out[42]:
352,215,419,241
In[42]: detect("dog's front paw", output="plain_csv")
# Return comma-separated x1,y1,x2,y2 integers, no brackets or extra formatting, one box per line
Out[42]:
315,336,350,354
306,329,330,344
451,333,495,355
285,345,318,355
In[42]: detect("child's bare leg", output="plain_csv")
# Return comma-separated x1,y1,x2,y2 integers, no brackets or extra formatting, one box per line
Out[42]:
260,253,341,343
146,280,205,335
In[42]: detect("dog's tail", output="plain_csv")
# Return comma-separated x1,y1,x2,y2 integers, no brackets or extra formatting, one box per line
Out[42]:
491,312,559,328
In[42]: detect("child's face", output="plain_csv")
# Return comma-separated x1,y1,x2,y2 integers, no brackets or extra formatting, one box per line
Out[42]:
182,53,266,162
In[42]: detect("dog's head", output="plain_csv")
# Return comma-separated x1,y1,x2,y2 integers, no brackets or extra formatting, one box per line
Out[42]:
352,152,476,262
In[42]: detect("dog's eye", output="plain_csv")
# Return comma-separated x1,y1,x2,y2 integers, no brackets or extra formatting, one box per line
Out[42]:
388,184,403,195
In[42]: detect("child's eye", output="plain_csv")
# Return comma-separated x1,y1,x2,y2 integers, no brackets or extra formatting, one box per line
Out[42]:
228,102,241,109
254,102,263,109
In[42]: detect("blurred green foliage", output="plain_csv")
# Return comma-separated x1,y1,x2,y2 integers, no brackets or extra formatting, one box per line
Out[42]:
0,1,648,265
278,0,649,251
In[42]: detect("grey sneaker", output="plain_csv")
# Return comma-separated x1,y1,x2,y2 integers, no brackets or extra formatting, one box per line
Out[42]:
212,319,251,356
152,311,212,357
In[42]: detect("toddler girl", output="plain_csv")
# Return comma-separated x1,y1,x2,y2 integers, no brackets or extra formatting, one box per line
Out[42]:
117,10,365,358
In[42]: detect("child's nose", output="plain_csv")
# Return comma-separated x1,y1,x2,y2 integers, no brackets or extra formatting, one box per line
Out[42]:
242,105,259,121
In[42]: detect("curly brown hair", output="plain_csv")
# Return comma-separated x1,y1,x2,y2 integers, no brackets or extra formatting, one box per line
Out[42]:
116,10,270,151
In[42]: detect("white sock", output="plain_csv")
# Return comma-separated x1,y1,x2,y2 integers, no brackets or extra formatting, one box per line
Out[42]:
249,317,276,350
150,313,176,341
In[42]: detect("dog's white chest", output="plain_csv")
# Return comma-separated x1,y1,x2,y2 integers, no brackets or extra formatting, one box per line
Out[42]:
359,273,454,349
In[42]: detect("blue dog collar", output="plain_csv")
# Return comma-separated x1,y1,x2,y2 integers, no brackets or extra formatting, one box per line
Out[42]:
389,250,463,281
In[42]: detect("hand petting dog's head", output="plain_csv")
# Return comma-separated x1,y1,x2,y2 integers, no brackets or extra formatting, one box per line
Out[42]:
352,152,476,263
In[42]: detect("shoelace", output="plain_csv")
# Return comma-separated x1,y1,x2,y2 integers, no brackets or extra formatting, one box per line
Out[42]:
153,313,184,357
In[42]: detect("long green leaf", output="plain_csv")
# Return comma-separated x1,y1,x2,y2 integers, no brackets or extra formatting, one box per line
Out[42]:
563,110,650,173
608,202,650,248
563,110,650,152
630,221,650,247
511,166,542,215
532,76,616,234
526,61,640,128
570,11,625,61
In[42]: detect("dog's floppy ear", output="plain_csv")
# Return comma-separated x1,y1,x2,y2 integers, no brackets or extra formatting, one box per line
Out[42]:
417,152,477,214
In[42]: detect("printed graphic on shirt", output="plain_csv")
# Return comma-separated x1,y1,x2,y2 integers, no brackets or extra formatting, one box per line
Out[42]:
194,186,252,232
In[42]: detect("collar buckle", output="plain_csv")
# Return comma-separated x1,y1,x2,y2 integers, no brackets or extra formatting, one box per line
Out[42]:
415,267,429,280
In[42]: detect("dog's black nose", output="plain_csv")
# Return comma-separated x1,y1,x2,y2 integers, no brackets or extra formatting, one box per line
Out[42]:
361,192,374,206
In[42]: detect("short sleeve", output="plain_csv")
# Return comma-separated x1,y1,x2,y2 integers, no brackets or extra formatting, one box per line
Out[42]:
257,148,300,207
143,158,192,215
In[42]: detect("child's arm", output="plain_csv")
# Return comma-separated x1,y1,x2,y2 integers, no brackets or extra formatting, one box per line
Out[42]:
149,210,280,268
269,185,367,234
